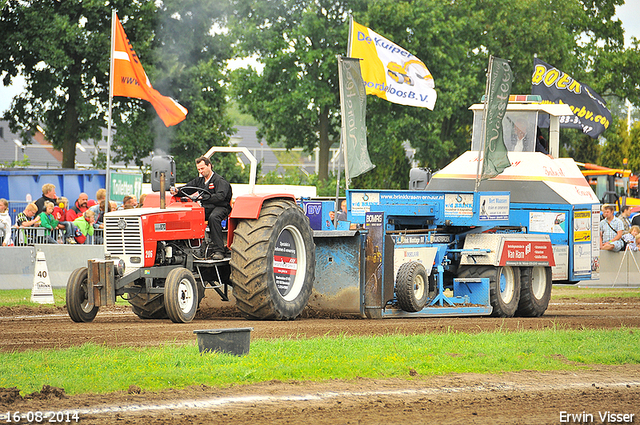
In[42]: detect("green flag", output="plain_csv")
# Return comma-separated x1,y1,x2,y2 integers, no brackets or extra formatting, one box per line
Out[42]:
482,57,513,180
338,56,374,180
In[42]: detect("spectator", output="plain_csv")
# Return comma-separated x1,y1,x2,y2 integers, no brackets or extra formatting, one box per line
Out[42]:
618,205,632,233
15,203,40,245
38,201,62,244
53,197,75,244
600,204,624,251
622,225,640,252
119,195,138,210
34,183,57,215
0,198,12,246
138,193,147,208
73,210,95,244
66,193,89,222
93,199,113,229
91,188,106,209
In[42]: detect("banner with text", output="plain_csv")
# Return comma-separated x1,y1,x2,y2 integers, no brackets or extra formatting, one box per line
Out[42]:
349,20,437,110
482,57,513,180
531,58,611,138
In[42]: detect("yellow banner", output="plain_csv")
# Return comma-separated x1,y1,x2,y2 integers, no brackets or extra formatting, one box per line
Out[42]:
349,20,436,110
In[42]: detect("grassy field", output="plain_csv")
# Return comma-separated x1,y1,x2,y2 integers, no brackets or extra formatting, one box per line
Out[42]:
1,287,638,397
0,328,638,396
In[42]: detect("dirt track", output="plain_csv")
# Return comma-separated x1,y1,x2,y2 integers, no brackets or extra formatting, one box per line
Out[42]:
1,287,639,424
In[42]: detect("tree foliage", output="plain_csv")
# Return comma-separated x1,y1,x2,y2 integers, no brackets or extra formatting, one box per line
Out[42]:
228,0,368,182
0,0,158,168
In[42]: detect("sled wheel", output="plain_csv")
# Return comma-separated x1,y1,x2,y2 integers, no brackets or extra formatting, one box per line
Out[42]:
66,267,99,323
164,268,198,323
458,265,520,317
128,293,168,319
396,262,429,312
516,266,552,317
230,199,315,320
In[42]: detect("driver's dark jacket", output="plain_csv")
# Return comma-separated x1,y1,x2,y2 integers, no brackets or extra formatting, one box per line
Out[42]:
184,172,232,212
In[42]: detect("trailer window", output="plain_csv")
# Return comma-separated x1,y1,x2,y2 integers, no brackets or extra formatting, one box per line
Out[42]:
471,111,538,153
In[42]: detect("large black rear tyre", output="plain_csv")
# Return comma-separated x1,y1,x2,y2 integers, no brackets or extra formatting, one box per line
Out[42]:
458,266,520,317
230,199,315,320
396,262,429,312
516,266,552,317
128,293,168,319
66,267,99,323
164,268,199,323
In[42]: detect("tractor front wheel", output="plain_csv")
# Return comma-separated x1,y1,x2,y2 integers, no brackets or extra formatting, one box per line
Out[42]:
66,267,99,323
230,199,315,320
164,268,198,323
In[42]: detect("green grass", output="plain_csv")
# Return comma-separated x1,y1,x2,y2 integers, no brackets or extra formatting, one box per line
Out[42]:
1,328,638,396
0,289,128,307
0,289,67,307
551,286,640,299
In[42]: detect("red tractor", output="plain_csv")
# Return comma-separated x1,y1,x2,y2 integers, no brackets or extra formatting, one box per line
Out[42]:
66,148,316,323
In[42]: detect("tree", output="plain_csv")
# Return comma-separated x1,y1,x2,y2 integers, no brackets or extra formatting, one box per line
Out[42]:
109,0,240,182
228,0,367,182
0,0,157,168
599,116,629,169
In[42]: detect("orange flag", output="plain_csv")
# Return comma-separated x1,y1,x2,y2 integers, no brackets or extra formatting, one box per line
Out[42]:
112,13,188,126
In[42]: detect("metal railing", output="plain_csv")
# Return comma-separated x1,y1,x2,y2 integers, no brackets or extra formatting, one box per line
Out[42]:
5,227,104,246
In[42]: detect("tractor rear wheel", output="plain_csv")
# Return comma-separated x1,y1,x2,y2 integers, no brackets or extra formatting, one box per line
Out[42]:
128,293,168,319
164,268,198,323
66,267,99,323
396,262,429,312
230,199,315,320
516,266,552,317
458,266,520,317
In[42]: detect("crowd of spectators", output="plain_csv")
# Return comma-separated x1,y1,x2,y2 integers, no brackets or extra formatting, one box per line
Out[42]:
1,184,143,246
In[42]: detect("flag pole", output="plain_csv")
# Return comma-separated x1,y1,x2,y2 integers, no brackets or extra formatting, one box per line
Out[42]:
474,55,494,192
105,10,116,214
337,55,351,191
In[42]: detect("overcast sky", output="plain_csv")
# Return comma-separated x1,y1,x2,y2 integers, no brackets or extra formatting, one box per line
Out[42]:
1,1,639,114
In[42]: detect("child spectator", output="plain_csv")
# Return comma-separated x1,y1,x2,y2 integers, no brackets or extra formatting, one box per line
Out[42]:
15,203,40,245
53,197,75,244
38,201,62,244
0,198,12,246
73,210,95,244
622,225,640,251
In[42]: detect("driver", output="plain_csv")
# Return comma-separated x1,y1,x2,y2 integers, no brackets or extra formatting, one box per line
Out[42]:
171,156,232,260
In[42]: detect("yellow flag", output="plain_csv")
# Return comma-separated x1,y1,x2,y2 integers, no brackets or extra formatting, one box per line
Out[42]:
112,13,188,126
349,20,437,110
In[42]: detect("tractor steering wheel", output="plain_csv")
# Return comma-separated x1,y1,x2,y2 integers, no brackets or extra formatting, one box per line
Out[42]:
175,186,212,203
